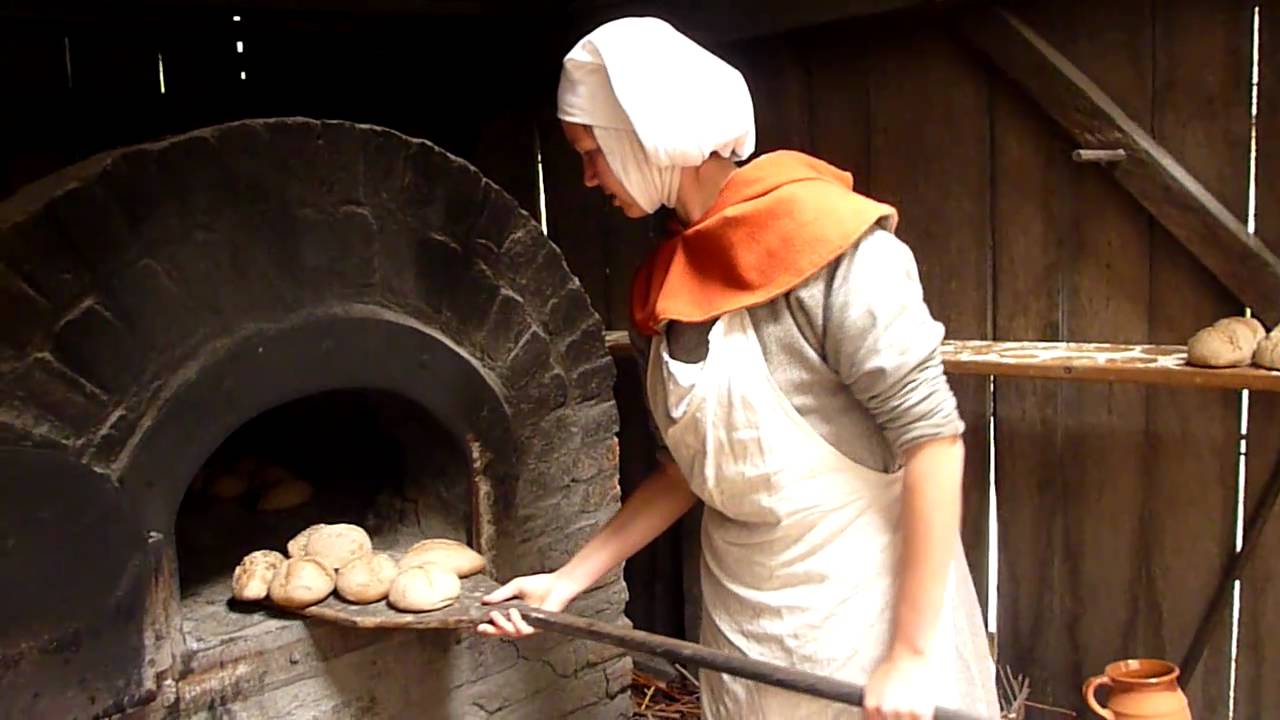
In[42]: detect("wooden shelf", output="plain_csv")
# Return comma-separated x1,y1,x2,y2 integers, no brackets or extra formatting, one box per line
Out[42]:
604,332,1280,392
942,340,1280,392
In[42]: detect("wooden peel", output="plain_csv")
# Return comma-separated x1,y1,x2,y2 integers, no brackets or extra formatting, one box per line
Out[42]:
275,574,987,720
515,606,988,720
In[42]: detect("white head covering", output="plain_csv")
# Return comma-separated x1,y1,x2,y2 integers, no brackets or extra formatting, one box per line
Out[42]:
557,16,756,214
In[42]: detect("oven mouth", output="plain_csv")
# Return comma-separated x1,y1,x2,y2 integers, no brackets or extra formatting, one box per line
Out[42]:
174,387,475,647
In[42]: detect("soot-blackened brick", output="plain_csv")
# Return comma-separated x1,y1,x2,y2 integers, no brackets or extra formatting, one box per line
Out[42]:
401,145,485,242
502,327,553,392
99,259,193,358
502,327,569,418
292,205,380,303
7,355,107,436
571,357,616,402
413,235,470,323
468,183,519,253
545,287,597,339
52,302,143,397
494,226,562,316
0,263,53,355
561,322,605,374
482,290,532,365
357,128,411,210
441,262,503,344
0,218,93,312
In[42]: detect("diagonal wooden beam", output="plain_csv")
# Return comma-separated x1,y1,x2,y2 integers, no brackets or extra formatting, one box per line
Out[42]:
1179,449,1280,686
957,5,1280,326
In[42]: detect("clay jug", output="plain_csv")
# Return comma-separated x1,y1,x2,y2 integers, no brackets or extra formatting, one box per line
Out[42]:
1082,658,1192,720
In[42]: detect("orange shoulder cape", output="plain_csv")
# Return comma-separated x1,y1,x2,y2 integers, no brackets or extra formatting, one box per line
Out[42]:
630,150,898,335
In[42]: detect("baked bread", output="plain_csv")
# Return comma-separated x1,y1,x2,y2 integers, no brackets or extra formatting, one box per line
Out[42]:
268,557,336,608
256,468,313,511
207,471,250,499
287,523,324,558
231,549,286,601
303,524,373,569
1187,316,1265,368
336,553,399,604
397,538,486,578
388,564,461,612
1254,325,1280,370
286,523,373,569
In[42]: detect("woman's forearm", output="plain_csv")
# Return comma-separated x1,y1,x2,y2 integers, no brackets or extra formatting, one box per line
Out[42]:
890,434,965,659
557,458,698,593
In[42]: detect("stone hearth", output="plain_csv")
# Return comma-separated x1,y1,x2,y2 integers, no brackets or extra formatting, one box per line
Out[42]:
0,118,630,719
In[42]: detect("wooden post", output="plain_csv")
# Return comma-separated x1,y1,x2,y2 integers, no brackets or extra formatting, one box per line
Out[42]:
1071,148,1126,163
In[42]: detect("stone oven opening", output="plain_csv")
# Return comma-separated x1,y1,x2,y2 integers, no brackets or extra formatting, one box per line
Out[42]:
1,117,630,719
174,388,473,641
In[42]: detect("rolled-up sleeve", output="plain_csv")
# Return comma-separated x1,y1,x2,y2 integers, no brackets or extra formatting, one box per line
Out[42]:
822,228,965,455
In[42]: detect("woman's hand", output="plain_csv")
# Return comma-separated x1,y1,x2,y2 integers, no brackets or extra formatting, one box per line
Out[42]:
863,648,936,720
474,570,583,638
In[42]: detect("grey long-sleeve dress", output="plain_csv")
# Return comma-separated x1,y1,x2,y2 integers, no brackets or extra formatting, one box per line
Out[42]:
631,226,965,471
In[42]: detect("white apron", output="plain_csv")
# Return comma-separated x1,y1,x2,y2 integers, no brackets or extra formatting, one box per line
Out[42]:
646,309,1000,719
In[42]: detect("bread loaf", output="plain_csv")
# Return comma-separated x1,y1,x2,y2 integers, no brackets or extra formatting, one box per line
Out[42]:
388,564,461,612
336,553,399,604
1254,325,1280,370
256,468,313,511
398,538,486,578
232,549,286,601
1187,316,1266,368
268,557,336,608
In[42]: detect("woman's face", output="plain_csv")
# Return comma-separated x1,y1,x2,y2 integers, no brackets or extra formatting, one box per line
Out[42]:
561,121,647,218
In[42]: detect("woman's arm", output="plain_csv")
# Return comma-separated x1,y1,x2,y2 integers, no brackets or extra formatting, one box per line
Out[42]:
893,434,964,657
477,457,697,637
563,457,697,591
811,230,968,718
863,434,963,720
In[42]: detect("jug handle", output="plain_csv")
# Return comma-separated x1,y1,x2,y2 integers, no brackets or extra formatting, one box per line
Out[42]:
1083,674,1116,719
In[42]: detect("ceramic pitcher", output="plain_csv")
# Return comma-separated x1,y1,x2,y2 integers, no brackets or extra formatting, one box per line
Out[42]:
1082,658,1192,719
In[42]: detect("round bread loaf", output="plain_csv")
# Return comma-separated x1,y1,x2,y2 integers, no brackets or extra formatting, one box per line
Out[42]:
207,472,250,499
232,549,286,601
268,557,336,608
304,524,373,569
336,553,399,604
1255,327,1280,370
1187,316,1266,368
388,564,462,612
256,468,313,511
398,538,486,578
287,523,325,558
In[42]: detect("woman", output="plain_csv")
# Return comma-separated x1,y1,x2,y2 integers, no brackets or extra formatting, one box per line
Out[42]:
477,16,1000,720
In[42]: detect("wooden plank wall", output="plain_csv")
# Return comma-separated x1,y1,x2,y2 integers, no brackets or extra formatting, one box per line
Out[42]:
1146,4,1250,716
619,1,1249,717
0,23,76,199
861,26,994,621
1239,3,1280,718
984,1,1250,716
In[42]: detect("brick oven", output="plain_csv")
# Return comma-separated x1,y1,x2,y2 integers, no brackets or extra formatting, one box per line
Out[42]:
0,118,632,719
